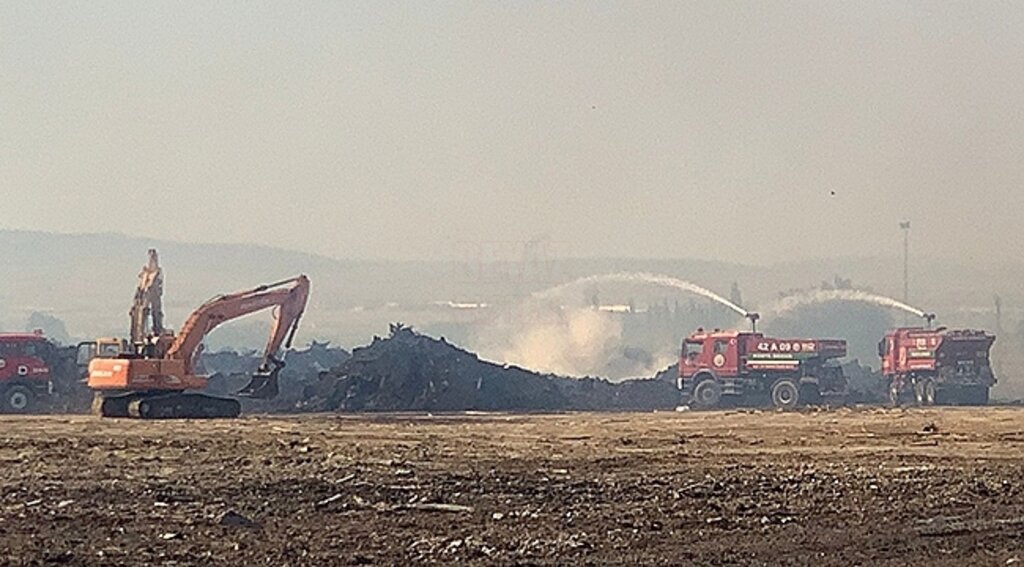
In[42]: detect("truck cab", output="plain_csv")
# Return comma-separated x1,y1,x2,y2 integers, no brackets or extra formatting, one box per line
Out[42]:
679,330,743,387
0,332,55,413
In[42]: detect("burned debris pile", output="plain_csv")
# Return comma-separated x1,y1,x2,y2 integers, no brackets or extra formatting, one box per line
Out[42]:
303,325,679,412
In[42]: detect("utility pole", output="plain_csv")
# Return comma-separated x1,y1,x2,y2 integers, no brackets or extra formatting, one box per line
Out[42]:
900,220,911,325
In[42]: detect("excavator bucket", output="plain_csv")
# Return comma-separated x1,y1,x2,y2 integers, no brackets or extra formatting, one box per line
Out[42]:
237,366,281,399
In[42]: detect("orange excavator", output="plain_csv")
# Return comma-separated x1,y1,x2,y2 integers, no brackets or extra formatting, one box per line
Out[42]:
88,275,311,419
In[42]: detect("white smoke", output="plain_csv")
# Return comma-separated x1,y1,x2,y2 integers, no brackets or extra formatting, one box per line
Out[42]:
471,301,628,378
471,303,686,380
513,307,620,376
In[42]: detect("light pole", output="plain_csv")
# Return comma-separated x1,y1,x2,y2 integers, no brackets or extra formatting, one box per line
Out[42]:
900,220,911,325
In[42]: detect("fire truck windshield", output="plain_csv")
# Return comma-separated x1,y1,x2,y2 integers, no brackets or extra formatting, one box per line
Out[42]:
684,341,702,359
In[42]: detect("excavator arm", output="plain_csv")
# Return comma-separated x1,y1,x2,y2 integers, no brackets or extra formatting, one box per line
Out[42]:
166,275,311,399
129,249,164,345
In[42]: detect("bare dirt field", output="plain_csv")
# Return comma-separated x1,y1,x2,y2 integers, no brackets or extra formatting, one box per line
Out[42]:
2,408,1024,565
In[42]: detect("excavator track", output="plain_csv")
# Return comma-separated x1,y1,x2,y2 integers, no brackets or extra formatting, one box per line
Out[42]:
94,392,240,419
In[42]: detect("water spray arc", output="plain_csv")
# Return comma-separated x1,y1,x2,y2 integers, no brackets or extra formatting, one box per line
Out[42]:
764,288,930,321
535,272,934,327
533,272,750,317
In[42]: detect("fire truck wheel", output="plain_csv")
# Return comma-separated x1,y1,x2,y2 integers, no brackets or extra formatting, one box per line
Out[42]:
888,382,902,407
770,379,800,410
2,385,34,414
920,379,936,406
691,379,722,409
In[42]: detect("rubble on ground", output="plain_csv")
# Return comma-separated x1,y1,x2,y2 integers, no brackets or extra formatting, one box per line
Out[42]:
301,324,680,412
6,410,1024,564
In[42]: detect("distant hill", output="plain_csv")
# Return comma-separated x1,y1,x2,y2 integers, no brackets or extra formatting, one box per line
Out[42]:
1,230,1021,351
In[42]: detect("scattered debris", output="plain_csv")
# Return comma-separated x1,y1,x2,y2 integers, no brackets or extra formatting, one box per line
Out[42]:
917,516,1024,537
43,550,74,564
403,503,475,514
218,510,259,529
315,494,345,509
2,408,1024,563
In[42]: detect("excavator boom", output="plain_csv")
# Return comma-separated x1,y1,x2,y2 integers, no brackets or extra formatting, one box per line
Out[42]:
167,276,310,371
128,249,164,345
167,275,311,399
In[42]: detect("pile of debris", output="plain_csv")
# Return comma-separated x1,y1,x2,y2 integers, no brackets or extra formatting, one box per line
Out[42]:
842,359,888,404
41,329,679,414
43,345,93,413
203,341,351,412
302,325,680,412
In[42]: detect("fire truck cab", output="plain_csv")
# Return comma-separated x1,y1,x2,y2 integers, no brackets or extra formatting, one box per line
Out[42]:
0,332,55,413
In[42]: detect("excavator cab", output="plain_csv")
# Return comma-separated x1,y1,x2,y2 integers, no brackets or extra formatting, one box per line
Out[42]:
76,338,128,367
237,358,284,399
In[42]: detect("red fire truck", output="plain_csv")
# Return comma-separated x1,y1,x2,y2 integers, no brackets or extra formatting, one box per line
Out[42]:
0,332,54,413
678,327,847,409
879,327,995,405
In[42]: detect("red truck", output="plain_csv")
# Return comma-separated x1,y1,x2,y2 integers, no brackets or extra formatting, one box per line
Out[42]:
678,328,848,409
0,332,54,413
879,327,996,406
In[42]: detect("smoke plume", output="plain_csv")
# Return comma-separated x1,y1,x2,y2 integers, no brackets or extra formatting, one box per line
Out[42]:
471,299,672,380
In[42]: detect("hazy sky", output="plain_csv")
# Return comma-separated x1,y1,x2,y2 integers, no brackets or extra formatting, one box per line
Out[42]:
2,2,1022,264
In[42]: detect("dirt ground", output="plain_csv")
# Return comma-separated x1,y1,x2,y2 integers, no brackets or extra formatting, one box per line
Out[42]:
1,408,1024,566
